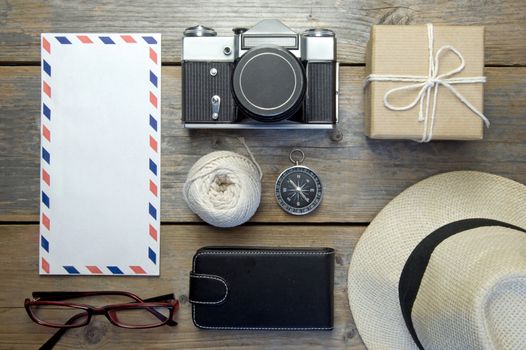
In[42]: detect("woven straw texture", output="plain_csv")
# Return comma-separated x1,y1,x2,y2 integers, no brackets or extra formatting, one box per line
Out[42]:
413,227,526,349
347,171,526,350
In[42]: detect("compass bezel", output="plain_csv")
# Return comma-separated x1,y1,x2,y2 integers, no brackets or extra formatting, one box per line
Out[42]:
275,165,323,215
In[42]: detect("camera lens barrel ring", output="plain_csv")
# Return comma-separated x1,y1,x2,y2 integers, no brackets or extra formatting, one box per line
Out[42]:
232,45,306,123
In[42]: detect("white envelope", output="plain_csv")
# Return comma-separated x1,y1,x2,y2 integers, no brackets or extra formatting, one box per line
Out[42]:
40,33,161,275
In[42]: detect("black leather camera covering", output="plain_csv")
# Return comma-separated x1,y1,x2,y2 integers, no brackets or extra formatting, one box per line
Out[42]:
304,62,337,123
182,61,236,123
189,246,334,330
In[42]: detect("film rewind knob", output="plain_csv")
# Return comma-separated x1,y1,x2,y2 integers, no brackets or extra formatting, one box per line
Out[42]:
183,25,217,37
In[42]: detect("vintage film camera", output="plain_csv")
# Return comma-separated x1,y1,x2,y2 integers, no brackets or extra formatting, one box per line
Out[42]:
182,19,339,129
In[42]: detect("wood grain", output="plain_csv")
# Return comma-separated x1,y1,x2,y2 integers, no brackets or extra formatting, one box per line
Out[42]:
0,224,365,349
1,2,525,350
0,0,525,65
1,66,525,223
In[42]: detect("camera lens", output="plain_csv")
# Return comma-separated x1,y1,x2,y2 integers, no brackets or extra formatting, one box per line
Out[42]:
232,45,306,123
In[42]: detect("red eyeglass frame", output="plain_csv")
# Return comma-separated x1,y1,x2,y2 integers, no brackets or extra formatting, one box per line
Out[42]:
24,291,180,329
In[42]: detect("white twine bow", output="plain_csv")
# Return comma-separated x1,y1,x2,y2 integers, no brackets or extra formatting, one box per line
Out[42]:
364,23,489,142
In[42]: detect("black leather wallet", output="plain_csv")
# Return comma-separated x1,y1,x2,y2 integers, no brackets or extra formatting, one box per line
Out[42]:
189,246,334,330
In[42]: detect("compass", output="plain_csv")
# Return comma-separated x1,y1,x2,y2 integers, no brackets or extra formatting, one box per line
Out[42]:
275,149,323,215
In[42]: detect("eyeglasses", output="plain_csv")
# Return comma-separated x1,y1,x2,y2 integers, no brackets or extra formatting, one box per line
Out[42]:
25,291,179,349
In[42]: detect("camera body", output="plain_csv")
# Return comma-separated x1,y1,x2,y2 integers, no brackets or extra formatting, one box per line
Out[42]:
182,19,339,129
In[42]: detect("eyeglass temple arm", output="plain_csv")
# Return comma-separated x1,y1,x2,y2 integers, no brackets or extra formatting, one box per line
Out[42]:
143,294,176,302
32,291,144,302
39,313,87,350
32,292,176,303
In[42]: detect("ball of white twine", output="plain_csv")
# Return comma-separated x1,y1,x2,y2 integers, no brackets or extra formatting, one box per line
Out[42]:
183,149,262,228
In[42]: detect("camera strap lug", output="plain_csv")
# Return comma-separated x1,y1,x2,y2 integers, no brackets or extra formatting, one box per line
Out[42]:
211,95,221,120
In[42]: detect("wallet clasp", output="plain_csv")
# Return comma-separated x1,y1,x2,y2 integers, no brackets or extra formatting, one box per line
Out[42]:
189,273,229,305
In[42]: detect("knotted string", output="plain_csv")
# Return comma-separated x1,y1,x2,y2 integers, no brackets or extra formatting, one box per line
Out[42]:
364,23,489,142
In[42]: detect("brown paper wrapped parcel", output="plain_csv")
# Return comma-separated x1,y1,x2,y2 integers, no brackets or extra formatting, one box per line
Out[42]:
364,24,488,141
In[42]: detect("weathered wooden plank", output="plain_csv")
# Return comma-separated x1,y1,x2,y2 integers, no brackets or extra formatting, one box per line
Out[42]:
1,66,525,223
0,224,365,349
0,0,525,65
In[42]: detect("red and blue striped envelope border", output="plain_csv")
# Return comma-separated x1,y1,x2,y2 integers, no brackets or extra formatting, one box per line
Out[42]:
40,34,161,275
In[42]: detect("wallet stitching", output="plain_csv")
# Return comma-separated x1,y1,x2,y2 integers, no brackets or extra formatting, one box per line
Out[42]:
192,250,334,330
192,250,334,267
189,274,228,305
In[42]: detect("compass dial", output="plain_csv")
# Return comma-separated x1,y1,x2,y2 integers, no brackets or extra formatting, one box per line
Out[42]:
275,166,322,215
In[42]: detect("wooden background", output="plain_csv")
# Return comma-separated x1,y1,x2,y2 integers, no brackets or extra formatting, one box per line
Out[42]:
0,0,525,349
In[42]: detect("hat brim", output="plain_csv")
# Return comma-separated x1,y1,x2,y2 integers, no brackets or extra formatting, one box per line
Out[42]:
347,171,526,349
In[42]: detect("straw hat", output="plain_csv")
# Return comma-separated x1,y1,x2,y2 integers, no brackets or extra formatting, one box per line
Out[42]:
348,171,526,350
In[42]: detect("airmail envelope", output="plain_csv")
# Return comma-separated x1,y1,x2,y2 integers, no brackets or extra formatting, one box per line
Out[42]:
40,33,161,275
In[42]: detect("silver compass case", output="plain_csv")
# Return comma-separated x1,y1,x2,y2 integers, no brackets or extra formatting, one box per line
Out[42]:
275,150,323,215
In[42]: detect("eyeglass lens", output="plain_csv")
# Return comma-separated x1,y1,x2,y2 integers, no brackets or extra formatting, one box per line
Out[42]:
108,306,171,327
30,304,88,327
